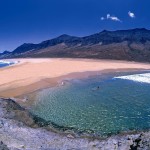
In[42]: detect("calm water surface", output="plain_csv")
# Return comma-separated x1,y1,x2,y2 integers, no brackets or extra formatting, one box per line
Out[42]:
0,63,10,68
28,71,150,136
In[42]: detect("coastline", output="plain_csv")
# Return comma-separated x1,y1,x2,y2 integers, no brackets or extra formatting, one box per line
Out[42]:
0,58,150,149
0,58,150,98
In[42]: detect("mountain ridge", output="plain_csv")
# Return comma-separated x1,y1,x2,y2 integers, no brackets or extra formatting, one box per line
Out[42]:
1,28,150,62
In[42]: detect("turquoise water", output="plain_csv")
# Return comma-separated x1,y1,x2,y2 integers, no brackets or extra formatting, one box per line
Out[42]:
29,72,150,136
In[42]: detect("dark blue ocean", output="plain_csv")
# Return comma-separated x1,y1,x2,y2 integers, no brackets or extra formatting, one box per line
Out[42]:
28,71,150,137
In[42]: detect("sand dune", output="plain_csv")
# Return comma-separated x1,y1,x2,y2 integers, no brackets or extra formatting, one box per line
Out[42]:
0,58,150,98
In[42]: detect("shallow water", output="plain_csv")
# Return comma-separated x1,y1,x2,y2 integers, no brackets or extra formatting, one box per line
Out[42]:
0,64,9,68
0,60,17,68
28,71,150,136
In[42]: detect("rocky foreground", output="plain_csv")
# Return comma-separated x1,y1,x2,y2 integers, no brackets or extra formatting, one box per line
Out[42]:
0,98,150,150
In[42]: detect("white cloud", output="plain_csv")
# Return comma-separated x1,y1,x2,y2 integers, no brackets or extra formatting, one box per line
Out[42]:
101,14,121,22
106,14,111,19
128,11,135,18
107,14,121,22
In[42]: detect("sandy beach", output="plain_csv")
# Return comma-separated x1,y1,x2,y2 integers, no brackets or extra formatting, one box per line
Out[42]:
0,58,150,98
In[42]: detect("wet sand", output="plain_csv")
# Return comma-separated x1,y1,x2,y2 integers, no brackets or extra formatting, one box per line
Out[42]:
0,58,150,98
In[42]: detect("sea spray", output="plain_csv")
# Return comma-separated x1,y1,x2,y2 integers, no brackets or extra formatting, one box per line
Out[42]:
114,73,150,84
0,60,19,68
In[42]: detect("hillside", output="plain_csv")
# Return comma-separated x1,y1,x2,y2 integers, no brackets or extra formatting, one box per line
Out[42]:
1,28,150,62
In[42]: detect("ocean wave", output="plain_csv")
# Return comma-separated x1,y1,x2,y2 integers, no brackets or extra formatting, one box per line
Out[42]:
114,73,150,84
0,60,19,65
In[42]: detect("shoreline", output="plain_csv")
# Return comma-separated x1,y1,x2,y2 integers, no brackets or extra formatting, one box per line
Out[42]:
0,58,150,98
14,68,150,107
4,68,150,141
0,68,149,102
0,58,150,149
23,69,150,140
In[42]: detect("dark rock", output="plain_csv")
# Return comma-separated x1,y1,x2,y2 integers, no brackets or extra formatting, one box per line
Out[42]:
0,141,9,150
0,120,4,128
0,98,35,127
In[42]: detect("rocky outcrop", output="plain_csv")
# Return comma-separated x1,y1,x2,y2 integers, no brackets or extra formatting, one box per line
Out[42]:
0,141,9,150
0,98,150,150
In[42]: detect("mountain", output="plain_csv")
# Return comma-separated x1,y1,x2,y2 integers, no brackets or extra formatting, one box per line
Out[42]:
1,28,150,62
0,50,11,58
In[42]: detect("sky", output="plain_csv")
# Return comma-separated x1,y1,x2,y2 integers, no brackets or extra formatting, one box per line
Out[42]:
0,0,150,52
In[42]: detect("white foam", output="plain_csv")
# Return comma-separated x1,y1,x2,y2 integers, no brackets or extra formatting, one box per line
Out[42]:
114,73,150,84
0,60,19,65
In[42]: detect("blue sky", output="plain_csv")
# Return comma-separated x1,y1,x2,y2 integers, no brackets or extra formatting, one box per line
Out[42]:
0,0,150,52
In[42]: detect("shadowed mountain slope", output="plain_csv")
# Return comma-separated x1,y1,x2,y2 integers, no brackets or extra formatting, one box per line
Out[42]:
1,28,150,62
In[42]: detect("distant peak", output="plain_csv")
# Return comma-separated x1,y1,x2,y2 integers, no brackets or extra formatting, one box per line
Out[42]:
56,34,78,40
134,28,147,30
0,50,10,55
101,30,108,32
100,30,112,34
3,50,10,53
58,34,71,38
22,43,29,46
16,43,35,49
22,43,34,46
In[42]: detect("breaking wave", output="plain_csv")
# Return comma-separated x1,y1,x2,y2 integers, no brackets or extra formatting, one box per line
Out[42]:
114,73,150,84
0,60,19,65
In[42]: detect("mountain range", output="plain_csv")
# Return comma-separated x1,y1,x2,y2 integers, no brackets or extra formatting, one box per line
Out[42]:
1,28,150,62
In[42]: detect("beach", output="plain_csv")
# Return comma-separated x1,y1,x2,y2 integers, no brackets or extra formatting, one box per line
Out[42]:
0,58,150,149
0,58,150,98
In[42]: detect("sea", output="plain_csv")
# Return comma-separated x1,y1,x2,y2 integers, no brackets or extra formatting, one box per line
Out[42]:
27,71,150,137
0,60,18,68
